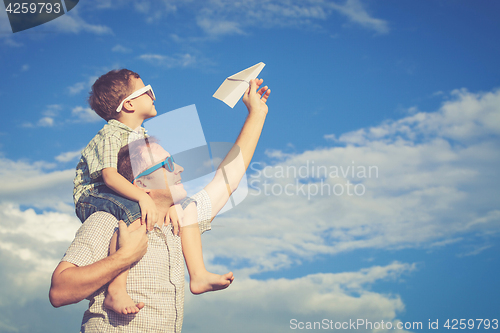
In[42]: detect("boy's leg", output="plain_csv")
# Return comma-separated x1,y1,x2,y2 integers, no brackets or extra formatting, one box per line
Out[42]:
180,203,234,294
105,219,145,314
81,187,145,314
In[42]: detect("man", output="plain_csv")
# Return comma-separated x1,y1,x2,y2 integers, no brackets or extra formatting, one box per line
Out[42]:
49,79,271,332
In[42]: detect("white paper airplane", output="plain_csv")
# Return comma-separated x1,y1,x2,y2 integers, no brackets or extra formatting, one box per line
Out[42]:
213,62,266,108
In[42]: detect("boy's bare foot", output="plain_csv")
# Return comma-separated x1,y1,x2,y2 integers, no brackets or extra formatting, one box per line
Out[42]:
104,290,144,315
190,271,234,295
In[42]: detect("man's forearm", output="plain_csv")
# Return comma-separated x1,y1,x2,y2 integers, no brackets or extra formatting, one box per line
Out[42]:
50,222,147,307
205,112,267,216
49,251,131,307
228,79,269,183
223,111,266,191
235,111,267,170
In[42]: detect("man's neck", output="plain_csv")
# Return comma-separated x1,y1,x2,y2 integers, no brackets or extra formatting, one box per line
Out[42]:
153,197,173,225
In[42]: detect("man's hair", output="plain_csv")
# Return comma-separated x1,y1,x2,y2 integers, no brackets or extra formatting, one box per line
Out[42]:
117,136,159,182
88,69,140,121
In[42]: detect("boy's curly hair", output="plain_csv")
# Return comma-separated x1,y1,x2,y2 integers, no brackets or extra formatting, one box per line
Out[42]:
88,69,140,121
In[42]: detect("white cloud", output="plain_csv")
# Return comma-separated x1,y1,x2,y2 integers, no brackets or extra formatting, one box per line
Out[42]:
0,157,74,212
68,75,97,96
23,116,56,128
458,244,493,257
112,44,132,53
338,88,500,145
109,0,388,37
0,203,80,305
197,88,500,276
134,1,151,14
0,203,79,245
196,17,244,36
329,0,389,34
22,103,101,127
43,104,62,117
139,53,197,68
45,8,113,35
2,0,387,49
0,156,78,310
191,0,389,37
2,37,23,47
22,104,62,127
184,262,414,333
0,158,78,307
55,148,83,163
90,0,114,9
161,0,180,13
0,199,413,332
37,116,55,127
72,106,101,123
68,81,86,95
324,133,337,141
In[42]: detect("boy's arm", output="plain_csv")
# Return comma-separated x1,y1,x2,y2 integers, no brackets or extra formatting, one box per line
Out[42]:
102,167,158,229
166,204,183,236
204,78,270,218
49,221,147,307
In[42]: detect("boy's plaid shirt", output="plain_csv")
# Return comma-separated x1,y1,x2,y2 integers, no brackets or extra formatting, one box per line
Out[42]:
73,119,147,205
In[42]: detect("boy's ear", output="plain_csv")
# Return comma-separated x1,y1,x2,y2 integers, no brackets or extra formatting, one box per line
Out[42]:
122,100,135,112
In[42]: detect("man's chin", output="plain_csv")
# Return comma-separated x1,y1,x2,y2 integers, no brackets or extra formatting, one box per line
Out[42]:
173,190,188,204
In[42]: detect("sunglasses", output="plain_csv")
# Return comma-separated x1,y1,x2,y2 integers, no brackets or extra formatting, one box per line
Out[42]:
116,85,156,112
133,156,175,182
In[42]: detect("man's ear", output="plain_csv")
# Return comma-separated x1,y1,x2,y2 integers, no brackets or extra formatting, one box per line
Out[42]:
133,179,151,193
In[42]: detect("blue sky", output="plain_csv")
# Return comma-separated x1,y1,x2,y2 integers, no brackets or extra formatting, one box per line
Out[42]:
1,0,500,332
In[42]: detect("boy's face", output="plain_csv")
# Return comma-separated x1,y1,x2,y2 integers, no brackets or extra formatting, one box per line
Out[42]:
127,77,157,120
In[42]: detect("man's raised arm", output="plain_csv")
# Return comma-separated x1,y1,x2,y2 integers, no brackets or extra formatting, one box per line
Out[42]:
205,78,270,217
49,221,147,307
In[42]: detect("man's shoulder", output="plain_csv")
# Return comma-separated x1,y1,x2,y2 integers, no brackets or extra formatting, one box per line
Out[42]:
63,212,118,267
77,211,119,237
83,211,118,225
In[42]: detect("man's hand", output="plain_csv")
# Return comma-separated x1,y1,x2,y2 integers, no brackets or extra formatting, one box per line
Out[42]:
138,193,158,231
166,204,184,236
49,220,148,308
117,221,148,264
242,78,271,116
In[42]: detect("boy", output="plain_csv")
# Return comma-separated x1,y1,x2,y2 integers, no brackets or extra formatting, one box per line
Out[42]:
73,69,233,315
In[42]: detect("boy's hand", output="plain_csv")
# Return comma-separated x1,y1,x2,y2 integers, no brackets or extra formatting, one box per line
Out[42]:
138,194,158,231
242,78,271,116
166,204,184,236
